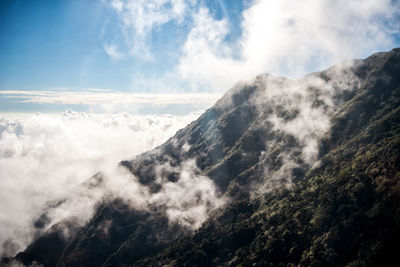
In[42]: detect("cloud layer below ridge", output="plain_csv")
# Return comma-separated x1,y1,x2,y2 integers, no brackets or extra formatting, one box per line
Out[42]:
0,110,201,257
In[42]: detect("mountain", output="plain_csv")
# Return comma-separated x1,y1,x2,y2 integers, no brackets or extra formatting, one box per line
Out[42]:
4,47,400,266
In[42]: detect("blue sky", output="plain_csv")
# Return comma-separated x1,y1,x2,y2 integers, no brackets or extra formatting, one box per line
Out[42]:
0,0,245,92
0,0,399,113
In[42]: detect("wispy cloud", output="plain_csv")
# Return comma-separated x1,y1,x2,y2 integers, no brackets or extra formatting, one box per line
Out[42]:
178,0,400,90
106,0,190,60
106,0,399,92
0,90,221,106
103,43,123,59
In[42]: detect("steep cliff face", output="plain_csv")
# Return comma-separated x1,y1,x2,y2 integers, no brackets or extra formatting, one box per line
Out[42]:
8,48,400,267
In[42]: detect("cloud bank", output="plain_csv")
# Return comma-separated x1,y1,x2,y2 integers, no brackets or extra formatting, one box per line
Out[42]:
0,110,213,257
0,91,220,106
0,90,221,114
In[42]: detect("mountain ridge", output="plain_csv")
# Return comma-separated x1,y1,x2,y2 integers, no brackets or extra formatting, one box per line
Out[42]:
4,47,400,267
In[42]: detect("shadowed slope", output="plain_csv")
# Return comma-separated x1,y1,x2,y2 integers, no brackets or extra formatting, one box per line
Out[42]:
9,48,400,267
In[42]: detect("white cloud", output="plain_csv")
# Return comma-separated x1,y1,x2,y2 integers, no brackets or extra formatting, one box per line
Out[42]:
243,62,361,194
0,110,202,257
105,0,399,92
107,0,190,60
103,43,123,59
150,159,225,229
0,90,221,106
178,0,400,91
178,7,237,90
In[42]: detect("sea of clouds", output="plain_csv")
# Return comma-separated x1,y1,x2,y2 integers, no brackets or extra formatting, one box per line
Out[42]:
0,110,206,257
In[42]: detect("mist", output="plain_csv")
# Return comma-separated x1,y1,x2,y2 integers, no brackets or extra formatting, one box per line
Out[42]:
0,110,202,257
220,61,362,194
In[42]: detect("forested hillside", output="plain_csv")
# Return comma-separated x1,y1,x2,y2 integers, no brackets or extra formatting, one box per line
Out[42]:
5,48,400,267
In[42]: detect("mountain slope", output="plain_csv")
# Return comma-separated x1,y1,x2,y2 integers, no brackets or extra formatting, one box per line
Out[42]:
135,48,400,266
7,48,400,267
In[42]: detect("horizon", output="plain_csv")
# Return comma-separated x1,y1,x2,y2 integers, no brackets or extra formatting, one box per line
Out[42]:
1,0,399,114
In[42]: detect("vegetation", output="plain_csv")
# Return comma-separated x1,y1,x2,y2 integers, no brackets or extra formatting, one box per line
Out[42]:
6,48,400,266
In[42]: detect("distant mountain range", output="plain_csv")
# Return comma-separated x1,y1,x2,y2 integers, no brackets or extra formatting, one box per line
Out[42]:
3,47,400,266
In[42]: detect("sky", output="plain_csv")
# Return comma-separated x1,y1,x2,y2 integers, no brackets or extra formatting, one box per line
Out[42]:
0,0,399,114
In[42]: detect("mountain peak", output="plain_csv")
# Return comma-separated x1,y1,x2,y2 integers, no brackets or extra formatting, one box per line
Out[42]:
7,47,400,267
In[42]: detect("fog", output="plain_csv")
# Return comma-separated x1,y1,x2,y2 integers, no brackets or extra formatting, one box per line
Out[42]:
0,110,203,257
249,62,361,193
